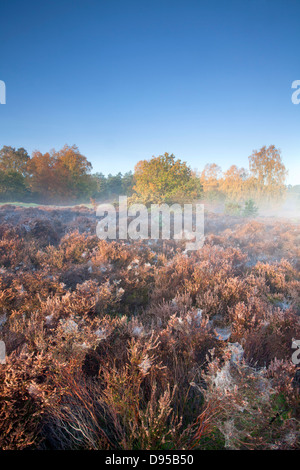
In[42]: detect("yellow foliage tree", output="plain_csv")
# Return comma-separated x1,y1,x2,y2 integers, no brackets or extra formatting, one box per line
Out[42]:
220,165,248,201
248,145,287,201
200,163,223,200
132,153,202,204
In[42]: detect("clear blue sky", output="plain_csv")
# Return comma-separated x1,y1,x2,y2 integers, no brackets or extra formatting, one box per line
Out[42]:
0,0,299,183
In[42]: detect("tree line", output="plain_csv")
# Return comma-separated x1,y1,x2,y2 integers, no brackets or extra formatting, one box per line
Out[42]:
0,145,134,204
0,143,290,205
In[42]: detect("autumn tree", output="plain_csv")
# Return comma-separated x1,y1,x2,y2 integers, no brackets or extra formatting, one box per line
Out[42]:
0,146,30,175
27,145,94,203
200,163,223,200
220,165,248,201
27,151,57,201
248,145,287,201
132,153,202,204
54,145,94,200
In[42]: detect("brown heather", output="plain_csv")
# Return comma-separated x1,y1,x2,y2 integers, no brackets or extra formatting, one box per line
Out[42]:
0,204,299,449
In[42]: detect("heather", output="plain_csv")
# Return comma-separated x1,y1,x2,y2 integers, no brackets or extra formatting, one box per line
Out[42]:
0,204,299,449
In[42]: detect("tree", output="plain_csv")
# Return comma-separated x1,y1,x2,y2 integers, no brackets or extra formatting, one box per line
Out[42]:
0,146,30,176
121,171,134,196
248,145,287,201
0,146,30,201
27,145,94,203
200,163,223,200
242,199,258,218
106,172,123,196
220,165,248,201
54,145,93,200
26,151,57,201
0,170,29,201
90,171,134,201
132,153,202,204
91,172,108,199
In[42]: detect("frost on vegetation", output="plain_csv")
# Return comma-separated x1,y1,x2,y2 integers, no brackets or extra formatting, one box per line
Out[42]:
0,206,299,450
0,312,7,328
132,325,144,338
213,362,234,394
228,342,244,365
94,327,107,340
214,325,232,341
60,318,78,334
138,356,152,375
45,314,54,326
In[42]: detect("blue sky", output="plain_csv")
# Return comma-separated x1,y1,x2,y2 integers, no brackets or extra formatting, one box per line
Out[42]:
0,0,299,183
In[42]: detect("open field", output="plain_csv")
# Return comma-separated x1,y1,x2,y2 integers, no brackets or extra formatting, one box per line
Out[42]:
0,205,299,449
0,202,94,209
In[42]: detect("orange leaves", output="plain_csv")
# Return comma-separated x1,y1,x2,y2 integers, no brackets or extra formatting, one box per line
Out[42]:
27,145,94,203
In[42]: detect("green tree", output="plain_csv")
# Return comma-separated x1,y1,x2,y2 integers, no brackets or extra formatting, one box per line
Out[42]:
0,146,30,176
132,153,202,204
91,172,108,199
0,170,29,201
122,171,134,196
242,199,258,218
106,172,123,196
90,171,134,201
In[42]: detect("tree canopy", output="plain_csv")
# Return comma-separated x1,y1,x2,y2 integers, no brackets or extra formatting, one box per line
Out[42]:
0,146,30,176
248,145,287,200
132,153,202,204
27,145,93,202
0,144,289,205
199,146,287,203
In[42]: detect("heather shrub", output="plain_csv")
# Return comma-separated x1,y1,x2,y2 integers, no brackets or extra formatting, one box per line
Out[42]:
0,206,299,449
